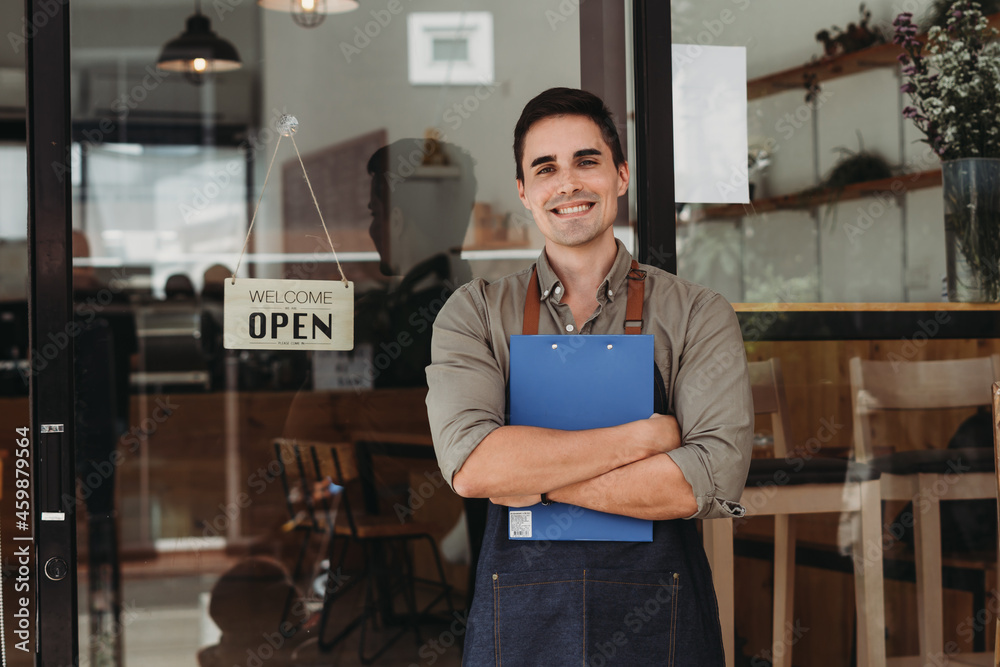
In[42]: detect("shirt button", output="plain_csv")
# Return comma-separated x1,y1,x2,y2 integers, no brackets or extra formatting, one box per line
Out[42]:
542,289,549,297
565,324,574,332
607,289,614,297
554,286,562,295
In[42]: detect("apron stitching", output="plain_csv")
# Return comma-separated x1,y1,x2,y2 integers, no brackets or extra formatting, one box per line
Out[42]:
582,569,587,667
498,579,586,589
584,579,670,587
669,573,679,667
498,579,667,588
493,574,500,667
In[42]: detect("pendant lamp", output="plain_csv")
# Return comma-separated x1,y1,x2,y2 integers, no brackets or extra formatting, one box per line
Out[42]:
258,0,359,29
157,3,242,84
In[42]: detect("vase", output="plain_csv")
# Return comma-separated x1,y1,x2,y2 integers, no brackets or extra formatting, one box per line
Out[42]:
942,158,1000,302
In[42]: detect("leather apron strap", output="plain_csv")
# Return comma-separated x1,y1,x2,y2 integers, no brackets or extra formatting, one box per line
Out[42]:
522,260,646,336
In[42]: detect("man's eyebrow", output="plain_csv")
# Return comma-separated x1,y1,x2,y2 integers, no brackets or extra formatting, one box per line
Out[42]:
529,148,603,169
530,154,555,169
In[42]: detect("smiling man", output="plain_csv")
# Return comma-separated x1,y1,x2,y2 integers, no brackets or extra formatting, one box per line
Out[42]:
426,88,753,666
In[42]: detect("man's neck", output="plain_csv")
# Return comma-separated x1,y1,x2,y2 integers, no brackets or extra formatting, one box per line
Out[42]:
543,233,618,300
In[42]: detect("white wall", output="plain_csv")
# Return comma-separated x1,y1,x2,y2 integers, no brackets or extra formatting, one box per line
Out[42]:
255,1,581,268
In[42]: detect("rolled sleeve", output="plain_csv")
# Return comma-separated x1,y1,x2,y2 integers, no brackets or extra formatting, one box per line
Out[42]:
425,282,507,490
667,294,753,520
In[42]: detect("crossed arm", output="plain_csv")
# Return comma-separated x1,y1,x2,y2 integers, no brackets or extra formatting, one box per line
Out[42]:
427,283,752,523
451,414,699,521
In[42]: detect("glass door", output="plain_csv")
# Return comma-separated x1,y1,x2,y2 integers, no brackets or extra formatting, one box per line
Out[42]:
20,1,650,665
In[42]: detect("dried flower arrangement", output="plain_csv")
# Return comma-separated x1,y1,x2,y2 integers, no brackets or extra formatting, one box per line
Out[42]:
923,0,1000,31
895,1,1000,159
896,0,1000,300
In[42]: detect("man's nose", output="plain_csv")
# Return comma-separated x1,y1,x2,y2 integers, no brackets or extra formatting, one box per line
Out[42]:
555,170,583,196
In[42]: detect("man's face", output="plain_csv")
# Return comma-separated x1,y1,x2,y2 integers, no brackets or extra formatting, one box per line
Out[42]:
368,174,395,275
516,114,628,251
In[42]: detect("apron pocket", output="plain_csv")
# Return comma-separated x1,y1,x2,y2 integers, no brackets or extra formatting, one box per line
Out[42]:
584,568,681,667
492,569,586,666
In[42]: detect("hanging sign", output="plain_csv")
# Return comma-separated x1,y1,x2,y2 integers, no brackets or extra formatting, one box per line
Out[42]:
224,278,354,350
223,114,355,351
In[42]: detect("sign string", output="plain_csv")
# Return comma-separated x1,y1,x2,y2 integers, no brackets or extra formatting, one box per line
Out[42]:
232,117,349,287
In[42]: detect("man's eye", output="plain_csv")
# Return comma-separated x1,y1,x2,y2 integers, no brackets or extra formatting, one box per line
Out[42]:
536,166,554,174
579,159,597,166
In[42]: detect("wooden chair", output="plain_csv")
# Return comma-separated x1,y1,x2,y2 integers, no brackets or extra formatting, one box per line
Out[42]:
850,356,1000,666
274,438,454,665
995,381,1000,667
705,358,885,667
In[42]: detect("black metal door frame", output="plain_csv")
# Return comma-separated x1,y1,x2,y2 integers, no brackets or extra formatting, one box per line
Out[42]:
632,0,676,272
26,0,79,664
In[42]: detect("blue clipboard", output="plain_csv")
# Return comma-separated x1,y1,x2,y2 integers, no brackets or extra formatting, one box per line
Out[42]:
508,334,654,542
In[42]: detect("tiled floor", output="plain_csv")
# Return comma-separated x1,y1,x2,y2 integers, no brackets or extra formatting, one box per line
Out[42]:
76,566,464,666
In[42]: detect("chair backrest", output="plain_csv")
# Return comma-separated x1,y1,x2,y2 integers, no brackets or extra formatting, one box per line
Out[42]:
273,438,358,534
993,381,1000,528
849,355,1000,462
747,358,792,458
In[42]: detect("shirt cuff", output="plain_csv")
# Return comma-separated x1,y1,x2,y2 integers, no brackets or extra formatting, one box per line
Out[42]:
667,446,746,520
436,421,501,492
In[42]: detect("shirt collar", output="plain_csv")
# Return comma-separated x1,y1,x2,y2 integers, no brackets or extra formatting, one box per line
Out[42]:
535,238,634,303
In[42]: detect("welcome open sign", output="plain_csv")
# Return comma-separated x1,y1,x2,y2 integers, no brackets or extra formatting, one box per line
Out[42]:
224,278,354,350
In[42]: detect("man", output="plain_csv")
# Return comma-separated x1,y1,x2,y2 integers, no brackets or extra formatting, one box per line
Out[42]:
358,137,476,388
426,87,753,666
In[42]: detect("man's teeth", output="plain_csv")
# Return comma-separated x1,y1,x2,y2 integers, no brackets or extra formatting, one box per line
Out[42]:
556,204,591,214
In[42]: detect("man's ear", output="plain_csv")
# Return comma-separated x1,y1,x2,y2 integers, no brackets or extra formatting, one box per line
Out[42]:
516,178,530,209
617,161,630,197
390,206,406,237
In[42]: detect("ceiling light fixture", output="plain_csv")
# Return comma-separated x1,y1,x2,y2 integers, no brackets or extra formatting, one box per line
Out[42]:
157,2,242,84
258,0,359,29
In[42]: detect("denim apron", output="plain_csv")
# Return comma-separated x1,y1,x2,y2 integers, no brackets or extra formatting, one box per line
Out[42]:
461,262,725,666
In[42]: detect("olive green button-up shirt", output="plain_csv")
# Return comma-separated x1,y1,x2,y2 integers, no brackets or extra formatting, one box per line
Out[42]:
426,241,753,520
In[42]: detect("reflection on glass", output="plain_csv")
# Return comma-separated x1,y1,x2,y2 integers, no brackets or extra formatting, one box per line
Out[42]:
66,0,582,664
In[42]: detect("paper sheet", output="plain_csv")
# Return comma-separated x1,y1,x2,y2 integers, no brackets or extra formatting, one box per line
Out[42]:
672,44,748,204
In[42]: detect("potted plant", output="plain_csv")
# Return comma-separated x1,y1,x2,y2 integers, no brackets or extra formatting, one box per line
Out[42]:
896,1,1000,301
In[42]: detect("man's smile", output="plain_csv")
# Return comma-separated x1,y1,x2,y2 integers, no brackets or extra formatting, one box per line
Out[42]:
551,201,596,216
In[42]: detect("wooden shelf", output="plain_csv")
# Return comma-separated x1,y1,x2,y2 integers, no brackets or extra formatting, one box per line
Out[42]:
697,169,941,219
747,13,1000,101
748,42,902,101
732,302,1000,312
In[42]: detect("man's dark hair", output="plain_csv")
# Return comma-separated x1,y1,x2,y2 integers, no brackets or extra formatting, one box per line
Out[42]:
513,87,625,182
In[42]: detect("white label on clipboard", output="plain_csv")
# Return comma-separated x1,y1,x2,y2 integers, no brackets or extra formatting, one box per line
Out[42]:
509,511,532,538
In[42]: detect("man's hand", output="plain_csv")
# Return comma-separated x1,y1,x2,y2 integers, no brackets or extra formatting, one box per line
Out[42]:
490,495,542,508
453,414,683,500
634,414,682,457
